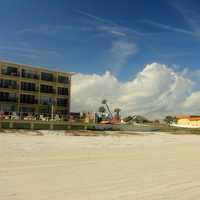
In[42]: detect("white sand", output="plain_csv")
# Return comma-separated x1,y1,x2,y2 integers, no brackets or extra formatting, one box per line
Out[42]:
1,132,200,200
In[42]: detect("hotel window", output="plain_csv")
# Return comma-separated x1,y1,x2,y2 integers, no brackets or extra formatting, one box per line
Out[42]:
20,94,37,104
1,104,16,112
20,106,35,113
2,66,19,76
57,87,68,95
40,84,54,93
0,92,17,102
0,79,17,89
41,72,54,82
57,98,68,107
22,69,39,79
21,82,36,91
58,76,69,84
40,96,53,105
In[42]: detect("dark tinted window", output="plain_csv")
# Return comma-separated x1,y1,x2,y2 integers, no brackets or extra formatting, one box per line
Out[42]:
20,94,37,104
58,76,69,84
2,66,19,76
22,69,38,79
40,85,54,93
41,72,54,82
0,79,17,89
57,98,68,107
21,82,36,91
0,92,17,102
57,87,68,95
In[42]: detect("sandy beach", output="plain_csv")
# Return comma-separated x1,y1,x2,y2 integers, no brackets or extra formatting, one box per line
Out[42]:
1,132,200,200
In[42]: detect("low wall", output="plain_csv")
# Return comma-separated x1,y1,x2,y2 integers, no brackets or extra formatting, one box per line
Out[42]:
170,123,200,129
0,120,95,130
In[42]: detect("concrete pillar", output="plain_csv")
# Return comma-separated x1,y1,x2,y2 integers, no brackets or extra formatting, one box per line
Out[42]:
30,123,34,130
67,125,71,130
9,122,13,129
50,123,54,130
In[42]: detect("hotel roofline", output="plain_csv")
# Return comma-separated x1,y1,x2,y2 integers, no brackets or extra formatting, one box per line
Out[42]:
0,60,75,76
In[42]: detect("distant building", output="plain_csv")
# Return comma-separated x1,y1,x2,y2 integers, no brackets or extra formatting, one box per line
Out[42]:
84,112,96,123
172,115,200,128
70,112,96,123
70,112,83,120
0,60,74,119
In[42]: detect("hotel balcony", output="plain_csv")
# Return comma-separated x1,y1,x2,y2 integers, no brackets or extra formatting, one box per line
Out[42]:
57,87,68,96
0,92,18,102
40,97,53,105
40,84,55,94
41,72,55,82
57,98,68,107
58,75,69,84
20,94,38,104
0,80,19,90
1,67,20,76
21,70,39,80
21,82,38,92
0,97,18,102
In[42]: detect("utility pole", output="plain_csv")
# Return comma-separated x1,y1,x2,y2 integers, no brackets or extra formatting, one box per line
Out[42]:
102,99,113,119
51,103,54,120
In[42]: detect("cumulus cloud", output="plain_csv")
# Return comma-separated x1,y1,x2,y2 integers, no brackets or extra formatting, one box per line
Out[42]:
183,91,200,111
71,63,200,119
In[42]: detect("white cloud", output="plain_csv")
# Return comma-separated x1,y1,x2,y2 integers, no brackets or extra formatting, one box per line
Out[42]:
0,45,62,62
18,25,93,36
97,25,127,37
169,3,200,37
142,19,193,35
74,9,149,37
71,71,121,112
109,40,137,75
71,63,199,119
190,69,200,79
183,91,200,111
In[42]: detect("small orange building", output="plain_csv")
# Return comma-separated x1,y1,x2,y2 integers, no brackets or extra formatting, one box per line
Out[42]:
174,115,200,128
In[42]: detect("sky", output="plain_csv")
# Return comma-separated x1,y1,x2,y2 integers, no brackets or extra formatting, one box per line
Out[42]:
0,0,200,118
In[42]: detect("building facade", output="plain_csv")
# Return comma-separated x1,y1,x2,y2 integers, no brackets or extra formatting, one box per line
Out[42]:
0,60,73,119
172,115,200,128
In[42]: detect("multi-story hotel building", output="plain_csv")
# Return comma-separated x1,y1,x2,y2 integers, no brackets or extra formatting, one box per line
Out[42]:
0,60,73,119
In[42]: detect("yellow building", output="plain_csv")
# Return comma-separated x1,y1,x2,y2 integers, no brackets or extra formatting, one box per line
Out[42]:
174,115,200,128
0,60,73,119
84,112,96,124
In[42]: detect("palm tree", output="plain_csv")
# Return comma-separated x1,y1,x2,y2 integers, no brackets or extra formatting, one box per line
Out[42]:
98,106,106,121
98,106,106,115
102,99,107,105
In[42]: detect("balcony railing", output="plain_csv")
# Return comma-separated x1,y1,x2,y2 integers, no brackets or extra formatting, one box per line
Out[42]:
57,88,68,96
1,68,20,76
20,99,38,104
40,101,52,105
0,97,18,102
41,72,55,82
0,84,19,90
21,87,38,92
21,72,39,80
58,77,69,84
40,89,55,94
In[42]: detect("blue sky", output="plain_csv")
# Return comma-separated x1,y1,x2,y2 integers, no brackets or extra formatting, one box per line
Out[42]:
0,0,200,81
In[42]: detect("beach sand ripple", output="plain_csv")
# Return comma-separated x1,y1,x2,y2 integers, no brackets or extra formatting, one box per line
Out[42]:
1,132,200,200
